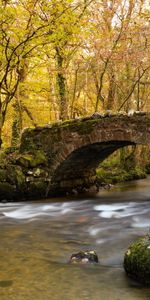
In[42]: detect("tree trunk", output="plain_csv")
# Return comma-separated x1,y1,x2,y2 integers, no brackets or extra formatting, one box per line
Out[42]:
11,62,28,146
0,97,9,148
56,47,68,120
106,68,116,110
0,119,3,149
11,98,22,147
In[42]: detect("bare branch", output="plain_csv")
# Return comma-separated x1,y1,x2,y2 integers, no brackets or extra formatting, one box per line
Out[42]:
118,66,150,111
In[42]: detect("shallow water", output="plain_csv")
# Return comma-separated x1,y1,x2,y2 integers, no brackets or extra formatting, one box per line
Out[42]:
0,177,150,300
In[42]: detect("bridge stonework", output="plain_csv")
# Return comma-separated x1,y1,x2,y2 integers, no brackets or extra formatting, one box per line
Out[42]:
19,114,150,196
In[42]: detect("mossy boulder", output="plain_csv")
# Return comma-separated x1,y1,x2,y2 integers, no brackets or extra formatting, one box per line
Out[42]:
124,235,150,285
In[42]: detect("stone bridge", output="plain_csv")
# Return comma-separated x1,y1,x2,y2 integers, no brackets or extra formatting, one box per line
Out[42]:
18,113,150,197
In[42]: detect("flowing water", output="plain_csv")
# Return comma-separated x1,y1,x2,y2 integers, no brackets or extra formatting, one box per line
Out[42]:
0,177,150,300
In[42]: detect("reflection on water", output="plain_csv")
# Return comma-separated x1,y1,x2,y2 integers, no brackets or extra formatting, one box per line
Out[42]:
0,177,150,300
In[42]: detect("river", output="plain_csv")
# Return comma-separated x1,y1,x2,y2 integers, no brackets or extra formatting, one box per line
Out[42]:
0,177,150,300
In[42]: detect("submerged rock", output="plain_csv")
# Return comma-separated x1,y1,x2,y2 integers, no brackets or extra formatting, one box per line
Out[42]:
69,250,99,264
124,234,150,285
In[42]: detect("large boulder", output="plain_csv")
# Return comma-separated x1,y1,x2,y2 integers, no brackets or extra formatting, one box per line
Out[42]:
124,234,150,285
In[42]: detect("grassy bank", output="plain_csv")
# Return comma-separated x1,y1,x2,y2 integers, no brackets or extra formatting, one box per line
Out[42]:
96,146,148,185
96,165,147,185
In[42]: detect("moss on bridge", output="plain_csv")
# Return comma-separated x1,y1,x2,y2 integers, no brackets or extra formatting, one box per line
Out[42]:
20,112,150,153
59,119,100,135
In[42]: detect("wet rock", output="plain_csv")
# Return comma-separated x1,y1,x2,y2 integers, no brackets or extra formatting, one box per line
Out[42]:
134,111,148,116
103,110,114,117
88,185,98,193
118,111,127,116
124,234,150,285
91,112,103,119
104,183,113,190
69,250,99,264
72,189,78,195
127,109,135,116
27,168,48,178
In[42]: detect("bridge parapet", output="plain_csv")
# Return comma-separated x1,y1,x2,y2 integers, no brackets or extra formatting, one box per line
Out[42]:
20,113,150,153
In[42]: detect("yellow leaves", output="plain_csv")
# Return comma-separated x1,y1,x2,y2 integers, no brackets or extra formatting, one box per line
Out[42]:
0,0,149,146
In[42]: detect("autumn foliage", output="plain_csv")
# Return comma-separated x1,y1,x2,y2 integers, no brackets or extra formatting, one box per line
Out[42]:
0,0,149,147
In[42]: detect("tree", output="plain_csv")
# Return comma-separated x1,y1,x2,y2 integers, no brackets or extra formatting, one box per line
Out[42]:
0,0,41,146
39,0,94,120
0,0,85,144
81,0,150,112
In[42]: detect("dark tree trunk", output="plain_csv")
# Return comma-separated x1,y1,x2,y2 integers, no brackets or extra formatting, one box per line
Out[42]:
56,47,68,120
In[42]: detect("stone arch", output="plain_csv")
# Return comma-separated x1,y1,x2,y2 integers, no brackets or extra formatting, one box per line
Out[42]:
51,140,135,192
19,114,150,195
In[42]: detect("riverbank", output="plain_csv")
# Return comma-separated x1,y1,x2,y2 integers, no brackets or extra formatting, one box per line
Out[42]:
96,165,147,185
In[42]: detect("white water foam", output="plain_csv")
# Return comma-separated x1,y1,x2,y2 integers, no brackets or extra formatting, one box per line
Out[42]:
132,216,150,228
2,202,74,220
94,202,150,219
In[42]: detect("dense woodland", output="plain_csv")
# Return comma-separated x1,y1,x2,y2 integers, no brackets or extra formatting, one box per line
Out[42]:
0,0,149,146
0,0,150,179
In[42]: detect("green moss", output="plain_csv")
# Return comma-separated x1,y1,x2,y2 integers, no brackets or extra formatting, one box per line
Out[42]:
18,154,34,167
96,167,129,184
0,150,7,161
129,167,146,180
15,166,26,189
96,166,146,184
17,150,47,168
59,119,101,135
57,119,75,127
19,128,37,152
0,169,7,181
124,235,150,285
0,150,8,168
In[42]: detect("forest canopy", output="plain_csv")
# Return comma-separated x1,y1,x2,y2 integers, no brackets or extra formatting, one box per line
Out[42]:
0,0,150,147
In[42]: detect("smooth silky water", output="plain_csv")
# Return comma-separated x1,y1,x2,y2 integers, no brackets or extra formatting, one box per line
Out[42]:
0,177,150,300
